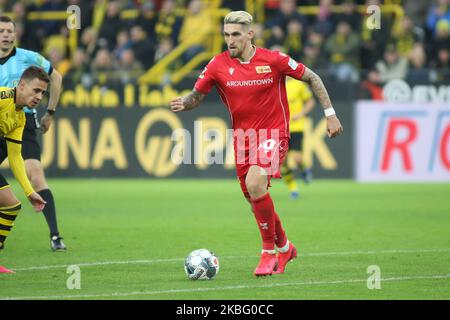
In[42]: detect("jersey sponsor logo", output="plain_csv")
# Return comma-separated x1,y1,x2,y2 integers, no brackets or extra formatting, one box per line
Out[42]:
288,58,298,70
255,66,272,74
226,77,274,87
0,89,14,100
229,67,234,75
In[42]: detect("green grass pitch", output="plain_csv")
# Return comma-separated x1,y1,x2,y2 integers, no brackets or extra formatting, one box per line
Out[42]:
0,179,449,300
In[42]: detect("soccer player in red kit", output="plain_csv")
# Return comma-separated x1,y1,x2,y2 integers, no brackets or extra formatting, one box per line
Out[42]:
171,11,343,276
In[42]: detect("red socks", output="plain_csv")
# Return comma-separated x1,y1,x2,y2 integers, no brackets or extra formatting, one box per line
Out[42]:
251,193,287,251
274,211,287,249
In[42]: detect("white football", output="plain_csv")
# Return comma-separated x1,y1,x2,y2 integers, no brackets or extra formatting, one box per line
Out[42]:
184,249,219,280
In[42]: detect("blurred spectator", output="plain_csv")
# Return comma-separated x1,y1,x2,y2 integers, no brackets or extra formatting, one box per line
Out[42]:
154,37,176,65
312,0,336,37
47,47,71,76
43,25,69,57
325,21,360,82
98,0,123,50
80,27,102,59
178,0,213,63
34,0,66,38
406,44,430,84
302,28,327,71
221,0,245,11
130,25,155,69
266,0,307,46
91,48,117,83
431,19,450,62
66,48,90,85
368,44,408,85
335,0,361,32
113,30,133,61
117,48,144,83
0,0,13,12
392,16,425,58
11,2,41,52
153,37,180,85
155,0,183,44
266,22,285,48
431,48,450,83
403,0,430,27
252,23,266,48
264,0,281,22
91,48,115,72
133,0,157,40
426,0,450,36
283,20,304,61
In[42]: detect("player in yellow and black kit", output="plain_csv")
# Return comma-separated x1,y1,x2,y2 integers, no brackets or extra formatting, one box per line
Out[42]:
281,78,315,199
0,66,48,273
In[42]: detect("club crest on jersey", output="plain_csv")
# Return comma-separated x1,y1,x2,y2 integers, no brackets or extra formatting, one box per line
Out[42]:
229,67,234,75
255,66,271,74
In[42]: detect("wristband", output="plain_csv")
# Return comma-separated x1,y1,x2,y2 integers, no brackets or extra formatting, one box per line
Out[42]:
324,107,336,117
46,109,56,116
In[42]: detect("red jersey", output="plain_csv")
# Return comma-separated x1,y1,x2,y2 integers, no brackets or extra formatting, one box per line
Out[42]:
194,47,306,138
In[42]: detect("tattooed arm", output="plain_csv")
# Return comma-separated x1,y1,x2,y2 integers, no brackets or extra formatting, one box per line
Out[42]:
301,67,333,110
301,67,344,138
170,89,206,112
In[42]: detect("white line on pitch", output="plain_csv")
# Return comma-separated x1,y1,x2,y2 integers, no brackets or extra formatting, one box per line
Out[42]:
10,248,450,272
1,274,449,300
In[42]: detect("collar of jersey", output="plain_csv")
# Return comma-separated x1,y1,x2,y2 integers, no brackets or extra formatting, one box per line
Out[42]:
0,47,16,65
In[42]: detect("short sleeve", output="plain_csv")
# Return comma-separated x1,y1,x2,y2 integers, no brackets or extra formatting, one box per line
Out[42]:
274,51,306,80
26,50,52,75
194,57,217,95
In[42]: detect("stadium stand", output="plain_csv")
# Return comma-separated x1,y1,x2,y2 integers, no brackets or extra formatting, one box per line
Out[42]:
0,0,448,88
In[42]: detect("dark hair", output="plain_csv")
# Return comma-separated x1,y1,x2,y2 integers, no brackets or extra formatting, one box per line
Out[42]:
0,16,15,29
20,66,51,84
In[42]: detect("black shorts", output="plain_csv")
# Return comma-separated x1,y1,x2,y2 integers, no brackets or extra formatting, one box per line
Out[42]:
289,132,304,152
0,138,9,189
22,113,41,161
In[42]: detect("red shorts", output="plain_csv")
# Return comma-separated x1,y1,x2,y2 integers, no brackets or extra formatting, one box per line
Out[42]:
235,136,289,200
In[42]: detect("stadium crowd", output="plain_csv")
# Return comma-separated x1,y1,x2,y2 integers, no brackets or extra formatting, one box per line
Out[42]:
0,0,449,87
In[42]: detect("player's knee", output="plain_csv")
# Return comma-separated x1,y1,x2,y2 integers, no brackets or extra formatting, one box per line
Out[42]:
245,179,266,198
25,163,48,190
29,174,47,191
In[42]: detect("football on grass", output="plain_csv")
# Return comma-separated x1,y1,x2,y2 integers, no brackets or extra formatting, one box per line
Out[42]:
184,249,219,280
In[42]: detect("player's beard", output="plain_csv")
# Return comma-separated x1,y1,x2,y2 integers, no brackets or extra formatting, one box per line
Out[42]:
229,47,240,58
229,49,239,58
